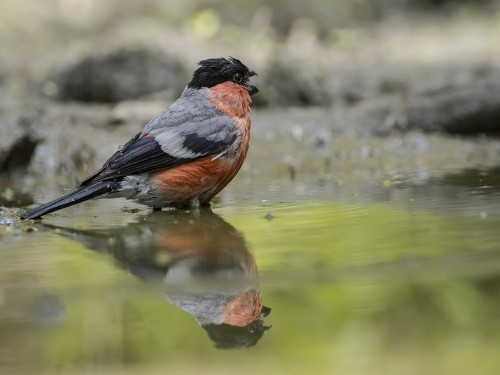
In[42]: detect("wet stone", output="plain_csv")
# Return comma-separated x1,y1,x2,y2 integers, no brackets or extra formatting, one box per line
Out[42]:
0,134,40,175
54,48,187,103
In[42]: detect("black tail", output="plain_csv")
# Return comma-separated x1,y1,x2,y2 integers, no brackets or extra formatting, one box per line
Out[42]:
20,180,119,220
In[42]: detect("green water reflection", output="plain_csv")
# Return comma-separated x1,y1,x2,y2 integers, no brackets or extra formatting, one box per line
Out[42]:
44,210,271,349
2,196,500,375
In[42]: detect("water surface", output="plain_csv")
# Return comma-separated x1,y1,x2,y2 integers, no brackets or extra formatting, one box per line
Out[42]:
2,167,500,375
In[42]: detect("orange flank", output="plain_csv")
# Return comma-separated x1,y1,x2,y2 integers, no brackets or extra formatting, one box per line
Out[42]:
151,147,247,205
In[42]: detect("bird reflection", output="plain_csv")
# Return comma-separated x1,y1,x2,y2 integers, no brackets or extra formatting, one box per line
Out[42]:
43,209,271,349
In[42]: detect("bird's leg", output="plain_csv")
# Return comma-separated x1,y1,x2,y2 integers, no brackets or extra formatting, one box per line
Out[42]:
188,197,201,218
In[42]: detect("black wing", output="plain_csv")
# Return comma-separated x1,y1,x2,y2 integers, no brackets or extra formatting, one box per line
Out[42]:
80,130,237,186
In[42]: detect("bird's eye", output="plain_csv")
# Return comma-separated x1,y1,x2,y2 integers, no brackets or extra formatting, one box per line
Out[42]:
233,73,243,83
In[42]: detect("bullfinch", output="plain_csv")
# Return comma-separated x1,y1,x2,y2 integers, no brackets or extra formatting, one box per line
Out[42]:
21,57,258,220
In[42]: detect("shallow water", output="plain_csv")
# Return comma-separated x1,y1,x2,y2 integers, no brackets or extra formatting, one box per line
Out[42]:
2,167,500,375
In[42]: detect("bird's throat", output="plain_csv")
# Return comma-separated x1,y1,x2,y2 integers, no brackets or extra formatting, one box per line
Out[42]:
209,82,252,118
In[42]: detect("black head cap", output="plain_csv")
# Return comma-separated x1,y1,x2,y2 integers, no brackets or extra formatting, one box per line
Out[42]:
188,57,258,95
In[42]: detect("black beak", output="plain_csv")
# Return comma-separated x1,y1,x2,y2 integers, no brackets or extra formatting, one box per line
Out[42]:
260,305,271,317
246,70,258,96
246,84,259,96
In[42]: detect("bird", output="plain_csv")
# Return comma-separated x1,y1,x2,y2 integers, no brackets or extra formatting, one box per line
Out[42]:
21,57,258,220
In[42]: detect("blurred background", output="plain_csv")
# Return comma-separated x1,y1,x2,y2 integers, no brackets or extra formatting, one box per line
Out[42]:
1,0,500,108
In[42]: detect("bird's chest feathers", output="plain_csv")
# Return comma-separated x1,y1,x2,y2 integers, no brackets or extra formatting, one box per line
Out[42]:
209,82,252,119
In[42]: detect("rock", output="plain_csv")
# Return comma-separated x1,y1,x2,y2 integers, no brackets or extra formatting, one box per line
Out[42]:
0,130,39,207
0,134,40,175
54,48,186,103
255,59,331,107
335,75,500,136
404,78,500,134
0,187,34,207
